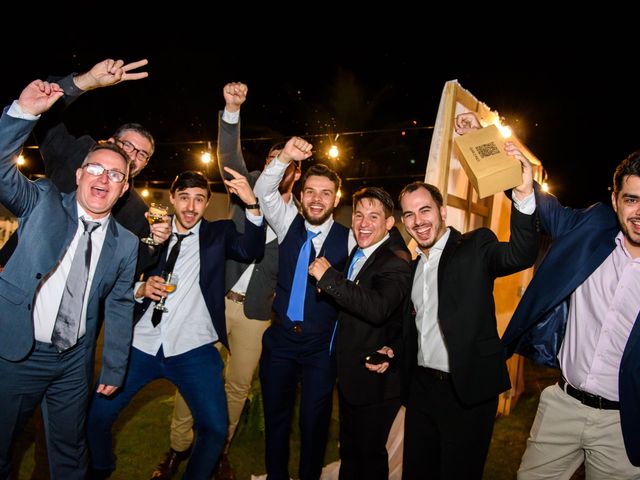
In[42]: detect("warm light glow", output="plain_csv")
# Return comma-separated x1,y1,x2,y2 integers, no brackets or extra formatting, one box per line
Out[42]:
141,189,150,198
201,152,212,164
496,124,512,138
328,145,339,158
541,182,550,193
337,189,342,199
17,155,25,166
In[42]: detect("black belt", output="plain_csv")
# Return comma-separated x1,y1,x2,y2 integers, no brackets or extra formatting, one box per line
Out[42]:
420,366,450,381
559,377,619,410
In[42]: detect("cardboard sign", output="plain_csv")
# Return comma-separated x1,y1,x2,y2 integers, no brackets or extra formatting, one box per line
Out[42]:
453,125,523,198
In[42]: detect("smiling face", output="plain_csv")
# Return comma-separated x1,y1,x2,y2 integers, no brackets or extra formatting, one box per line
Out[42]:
75,148,129,219
612,174,640,257
170,187,210,232
352,197,395,249
300,175,340,226
400,186,447,254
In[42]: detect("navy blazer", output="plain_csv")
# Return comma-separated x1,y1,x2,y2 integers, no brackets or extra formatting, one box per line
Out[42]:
134,216,265,350
503,183,640,466
0,109,138,388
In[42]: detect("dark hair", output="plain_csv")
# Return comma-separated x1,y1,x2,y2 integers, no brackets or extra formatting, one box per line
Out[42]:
84,142,130,173
613,151,640,195
113,123,155,156
170,171,211,198
268,142,286,157
398,181,444,209
300,163,341,191
352,187,394,217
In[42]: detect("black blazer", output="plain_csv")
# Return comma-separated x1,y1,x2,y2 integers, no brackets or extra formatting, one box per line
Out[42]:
402,206,538,406
318,238,412,406
135,216,265,350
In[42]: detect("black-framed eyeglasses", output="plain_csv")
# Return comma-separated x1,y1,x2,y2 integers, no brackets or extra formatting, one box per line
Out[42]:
82,163,127,183
116,139,150,162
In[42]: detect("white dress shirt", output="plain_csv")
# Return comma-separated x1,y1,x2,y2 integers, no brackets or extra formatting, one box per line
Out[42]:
33,204,110,343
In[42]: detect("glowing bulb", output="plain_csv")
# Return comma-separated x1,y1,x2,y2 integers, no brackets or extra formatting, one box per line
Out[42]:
541,182,549,193
328,145,339,158
201,152,212,164
141,189,150,198
17,155,25,166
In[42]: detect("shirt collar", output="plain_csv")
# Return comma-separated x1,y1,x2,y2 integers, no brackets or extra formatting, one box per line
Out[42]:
171,217,202,236
415,227,450,260
76,202,110,232
615,230,640,261
305,215,334,238
359,233,390,259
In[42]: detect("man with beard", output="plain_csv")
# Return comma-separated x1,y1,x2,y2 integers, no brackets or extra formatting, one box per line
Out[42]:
503,152,640,478
86,170,265,479
398,142,538,480
151,82,301,480
254,137,353,480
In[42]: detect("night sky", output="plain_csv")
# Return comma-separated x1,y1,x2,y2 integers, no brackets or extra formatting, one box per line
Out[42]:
2,44,637,209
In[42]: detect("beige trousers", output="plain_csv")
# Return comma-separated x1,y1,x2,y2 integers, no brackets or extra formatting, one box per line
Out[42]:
169,298,270,452
518,383,640,480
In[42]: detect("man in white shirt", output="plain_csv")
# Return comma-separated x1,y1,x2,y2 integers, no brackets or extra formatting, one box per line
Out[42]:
0,80,138,480
86,170,265,479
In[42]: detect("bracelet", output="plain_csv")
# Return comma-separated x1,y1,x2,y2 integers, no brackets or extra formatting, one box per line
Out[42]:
245,200,260,210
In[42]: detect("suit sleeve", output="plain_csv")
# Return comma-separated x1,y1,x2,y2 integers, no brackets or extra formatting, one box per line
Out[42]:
33,74,95,194
486,202,539,278
534,182,595,239
224,217,266,263
217,112,252,181
98,237,138,387
318,253,412,326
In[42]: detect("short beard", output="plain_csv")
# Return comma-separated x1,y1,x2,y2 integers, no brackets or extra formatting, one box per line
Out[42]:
302,204,333,226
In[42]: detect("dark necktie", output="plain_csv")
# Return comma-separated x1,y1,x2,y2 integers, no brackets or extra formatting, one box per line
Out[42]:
51,218,101,352
286,229,320,322
151,233,190,327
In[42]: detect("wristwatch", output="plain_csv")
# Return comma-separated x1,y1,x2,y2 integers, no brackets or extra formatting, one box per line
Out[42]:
245,199,260,210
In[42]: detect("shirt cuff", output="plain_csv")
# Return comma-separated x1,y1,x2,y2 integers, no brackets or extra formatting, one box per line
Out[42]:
7,101,40,120
245,210,264,226
512,191,536,215
222,109,240,124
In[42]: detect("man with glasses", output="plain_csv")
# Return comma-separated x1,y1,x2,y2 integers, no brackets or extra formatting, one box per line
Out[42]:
0,79,138,479
0,57,170,269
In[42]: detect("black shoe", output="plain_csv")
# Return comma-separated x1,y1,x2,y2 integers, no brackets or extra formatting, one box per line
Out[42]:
149,447,192,480
86,467,112,480
213,452,236,480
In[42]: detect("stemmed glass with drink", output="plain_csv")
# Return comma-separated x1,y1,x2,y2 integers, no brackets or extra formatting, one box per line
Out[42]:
142,203,168,245
155,271,178,312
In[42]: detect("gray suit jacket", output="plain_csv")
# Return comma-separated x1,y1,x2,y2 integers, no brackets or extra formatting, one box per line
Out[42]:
217,112,278,320
0,108,138,387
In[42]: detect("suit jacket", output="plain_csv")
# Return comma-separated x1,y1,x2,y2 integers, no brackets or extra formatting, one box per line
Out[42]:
0,109,138,388
402,205,538,406
134,216,266,350
502,184,640,466
318,238,412,406
217,112,278,320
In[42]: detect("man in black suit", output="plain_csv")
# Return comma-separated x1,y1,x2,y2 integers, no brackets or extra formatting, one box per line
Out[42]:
86,169,265,479
308,187,411,480
398,142,538,479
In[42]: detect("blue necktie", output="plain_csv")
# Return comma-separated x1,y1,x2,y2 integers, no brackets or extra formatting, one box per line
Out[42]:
287,229,320,322
330,248,365,353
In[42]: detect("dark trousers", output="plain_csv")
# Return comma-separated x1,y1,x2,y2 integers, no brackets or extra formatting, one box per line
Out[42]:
0,340,89,480
87,344,227,480
338,389,400,480
403,367,498,480
259,325,336,480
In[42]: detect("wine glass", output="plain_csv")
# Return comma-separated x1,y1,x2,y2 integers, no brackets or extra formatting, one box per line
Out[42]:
155,271,178,312
142,203,168,245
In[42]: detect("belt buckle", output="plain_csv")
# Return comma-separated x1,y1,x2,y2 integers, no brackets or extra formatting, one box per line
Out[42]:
292,324,302,334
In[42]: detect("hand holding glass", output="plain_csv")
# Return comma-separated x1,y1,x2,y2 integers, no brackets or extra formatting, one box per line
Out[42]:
155,271,178,312
142,203,168,246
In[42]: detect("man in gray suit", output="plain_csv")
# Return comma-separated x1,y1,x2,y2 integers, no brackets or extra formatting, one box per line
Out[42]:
151,82,300,480
0,79,138,480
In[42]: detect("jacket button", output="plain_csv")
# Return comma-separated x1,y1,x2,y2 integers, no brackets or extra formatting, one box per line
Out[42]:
36,273,42,279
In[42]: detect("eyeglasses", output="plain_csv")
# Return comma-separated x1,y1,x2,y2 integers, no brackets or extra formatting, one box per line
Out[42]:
117,139,151,162
82,163,127,183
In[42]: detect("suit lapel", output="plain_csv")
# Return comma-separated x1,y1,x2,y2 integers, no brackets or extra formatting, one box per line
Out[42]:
354,238,391,280
88,217,118,303
437,228,461,289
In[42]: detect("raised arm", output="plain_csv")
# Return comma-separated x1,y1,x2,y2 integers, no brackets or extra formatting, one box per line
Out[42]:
217,82,253,182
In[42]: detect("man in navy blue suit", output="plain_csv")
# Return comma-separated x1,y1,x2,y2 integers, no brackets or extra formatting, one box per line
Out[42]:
0,80,138,480
86,169,265,479
503,152,640,478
